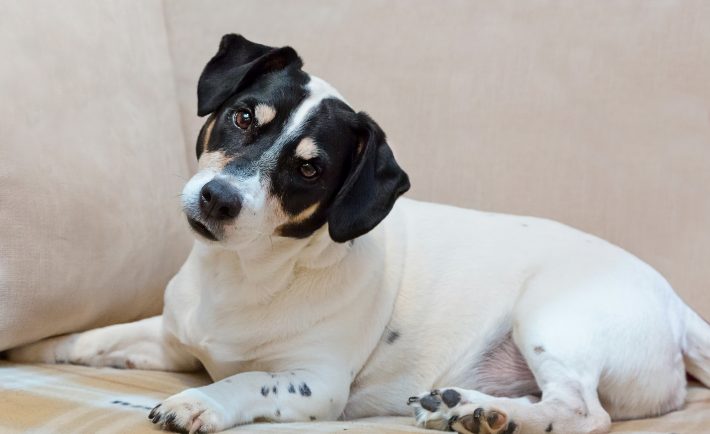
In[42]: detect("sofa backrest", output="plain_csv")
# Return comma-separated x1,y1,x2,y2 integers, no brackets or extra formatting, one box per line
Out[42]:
1,1,708,352
164,0,710,317
0,0,193,350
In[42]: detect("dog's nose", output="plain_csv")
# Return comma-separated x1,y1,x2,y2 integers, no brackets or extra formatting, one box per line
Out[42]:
199,179,242,220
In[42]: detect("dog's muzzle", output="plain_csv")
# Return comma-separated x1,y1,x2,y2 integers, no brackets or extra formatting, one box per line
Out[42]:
186,178,242,241
199,179,242,220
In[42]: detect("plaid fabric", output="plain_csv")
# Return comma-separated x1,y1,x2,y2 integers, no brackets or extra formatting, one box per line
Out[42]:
0,361,707,433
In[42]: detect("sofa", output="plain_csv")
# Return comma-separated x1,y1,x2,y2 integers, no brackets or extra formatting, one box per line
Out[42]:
2,1,709,433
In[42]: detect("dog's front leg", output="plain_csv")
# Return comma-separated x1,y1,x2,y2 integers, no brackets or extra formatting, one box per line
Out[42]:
5,316,199,372
149,367,350,433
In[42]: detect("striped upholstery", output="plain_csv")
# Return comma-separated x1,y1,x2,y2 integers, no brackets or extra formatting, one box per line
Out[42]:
1,361,708,433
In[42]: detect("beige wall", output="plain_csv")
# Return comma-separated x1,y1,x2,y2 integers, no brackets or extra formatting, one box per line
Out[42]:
165,0,710,317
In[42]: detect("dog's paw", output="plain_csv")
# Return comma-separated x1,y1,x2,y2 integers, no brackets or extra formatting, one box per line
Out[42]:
408,388,517,434
149,389,228,434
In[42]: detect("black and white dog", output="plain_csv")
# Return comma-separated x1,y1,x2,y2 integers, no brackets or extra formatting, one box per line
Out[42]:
9,35,710,434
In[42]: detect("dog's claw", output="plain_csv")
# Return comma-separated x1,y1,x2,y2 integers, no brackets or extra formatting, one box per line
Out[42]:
148,404,161,420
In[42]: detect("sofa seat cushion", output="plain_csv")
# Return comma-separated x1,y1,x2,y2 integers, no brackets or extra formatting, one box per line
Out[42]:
1,361,707,433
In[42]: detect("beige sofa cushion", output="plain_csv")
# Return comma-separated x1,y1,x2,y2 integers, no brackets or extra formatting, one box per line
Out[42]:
0,361,707,433
0,0,192,350
164,0,710,318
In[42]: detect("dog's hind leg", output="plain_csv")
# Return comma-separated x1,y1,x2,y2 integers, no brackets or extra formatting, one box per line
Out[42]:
5,316,199,371
412,264,695,433
410,365,611,434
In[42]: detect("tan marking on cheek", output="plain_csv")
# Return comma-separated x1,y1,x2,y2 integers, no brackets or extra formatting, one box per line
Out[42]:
295,137,319,160
198,150,231,171
255,104,276,125
202,115,216,151
291,202,320,223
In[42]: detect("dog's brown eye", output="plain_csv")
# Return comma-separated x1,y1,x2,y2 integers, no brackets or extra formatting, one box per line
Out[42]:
299,162,318,179
233,109,252,129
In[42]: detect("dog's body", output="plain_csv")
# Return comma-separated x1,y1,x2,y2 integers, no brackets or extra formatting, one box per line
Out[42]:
8,35,710,434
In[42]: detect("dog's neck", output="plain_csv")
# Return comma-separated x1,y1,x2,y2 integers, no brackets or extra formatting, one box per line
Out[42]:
193,225,352,304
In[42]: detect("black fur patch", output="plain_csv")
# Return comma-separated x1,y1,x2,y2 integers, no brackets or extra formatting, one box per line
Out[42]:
441,389,462,407
503,421,518,434
419,395,440,412
386,330,400,344
299,383,311,397
288,383,296,394
545,423,553,432
309,416,317,421
261,386,269,397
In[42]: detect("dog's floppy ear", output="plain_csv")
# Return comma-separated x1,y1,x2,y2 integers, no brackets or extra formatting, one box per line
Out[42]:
327,113,410,243
197,34,302,116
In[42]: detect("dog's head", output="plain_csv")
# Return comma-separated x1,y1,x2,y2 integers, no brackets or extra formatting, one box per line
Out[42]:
182,34,409,248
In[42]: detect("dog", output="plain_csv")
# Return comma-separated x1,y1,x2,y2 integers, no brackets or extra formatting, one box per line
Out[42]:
8,34,710,434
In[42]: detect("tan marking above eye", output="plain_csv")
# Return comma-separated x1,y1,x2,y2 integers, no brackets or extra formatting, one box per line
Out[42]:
295,137,319,160
291,202,320,223
254,104,276,125
198,150,231,171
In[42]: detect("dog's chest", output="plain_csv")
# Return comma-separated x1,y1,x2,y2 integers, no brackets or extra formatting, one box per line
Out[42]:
164,255,354,379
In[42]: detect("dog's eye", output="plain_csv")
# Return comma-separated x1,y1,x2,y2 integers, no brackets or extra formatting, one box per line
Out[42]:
233,109,252,130
299,162,319,179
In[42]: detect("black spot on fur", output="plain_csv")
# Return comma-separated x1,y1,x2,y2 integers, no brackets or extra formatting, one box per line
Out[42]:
261,386,269,397
288,383,296,393
534,346,545,354
275,409,281,417
441,389,462,407
163,413,177,429
545,423,553,432
299,383,311,397
309,416,316,421
503,420,518,434
272,385,278,394
420,395,440,412
386,330,400,344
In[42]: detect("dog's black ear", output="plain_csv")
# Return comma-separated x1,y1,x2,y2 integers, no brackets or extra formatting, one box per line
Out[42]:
327,113,410,243
197,34,302,116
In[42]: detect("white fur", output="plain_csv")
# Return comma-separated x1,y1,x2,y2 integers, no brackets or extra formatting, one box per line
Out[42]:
9,80,710,434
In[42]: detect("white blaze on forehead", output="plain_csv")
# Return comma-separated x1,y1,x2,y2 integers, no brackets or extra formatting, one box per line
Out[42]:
282,75,349,137
259,75,349,167
254,104,276,125
295,137,319,160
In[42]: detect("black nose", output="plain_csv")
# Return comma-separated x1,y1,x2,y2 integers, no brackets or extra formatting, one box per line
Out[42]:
199,179,242,220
